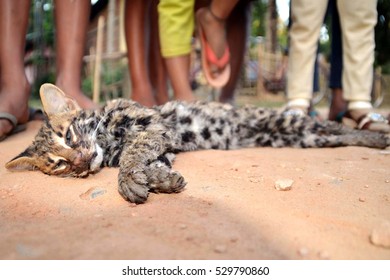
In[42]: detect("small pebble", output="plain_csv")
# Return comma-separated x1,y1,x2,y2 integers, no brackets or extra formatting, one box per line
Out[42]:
275,179,294,191
186,236,194,242
178,224,187,230
79,187,107,200
230,237,239,243
298,247,309,257
370,221,390,248
359,197,366,202
214,244,227,254
385,180,390,183
318,251,330,260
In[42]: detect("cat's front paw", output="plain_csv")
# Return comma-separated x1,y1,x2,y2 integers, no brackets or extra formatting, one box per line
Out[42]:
118,168,149,204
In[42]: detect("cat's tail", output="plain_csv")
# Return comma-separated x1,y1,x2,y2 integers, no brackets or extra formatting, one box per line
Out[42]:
320,121,389,149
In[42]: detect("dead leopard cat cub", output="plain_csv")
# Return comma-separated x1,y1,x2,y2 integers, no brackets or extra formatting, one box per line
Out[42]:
6,84,389,204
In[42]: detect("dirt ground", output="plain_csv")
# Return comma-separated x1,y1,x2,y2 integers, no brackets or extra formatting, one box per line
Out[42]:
0,119,390,260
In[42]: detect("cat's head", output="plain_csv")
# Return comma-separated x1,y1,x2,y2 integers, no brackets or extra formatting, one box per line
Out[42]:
5,84,103,178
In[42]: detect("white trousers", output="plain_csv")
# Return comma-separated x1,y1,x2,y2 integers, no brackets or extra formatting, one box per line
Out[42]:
287,0,377,110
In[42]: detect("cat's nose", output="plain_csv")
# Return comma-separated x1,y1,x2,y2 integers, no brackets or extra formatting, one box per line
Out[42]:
73,152,84,166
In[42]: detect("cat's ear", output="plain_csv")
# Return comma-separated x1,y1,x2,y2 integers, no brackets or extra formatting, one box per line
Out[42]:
5,149,37,171
40,83,81,116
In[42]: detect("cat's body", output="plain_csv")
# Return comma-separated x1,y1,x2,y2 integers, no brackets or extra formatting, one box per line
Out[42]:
6,84,390,203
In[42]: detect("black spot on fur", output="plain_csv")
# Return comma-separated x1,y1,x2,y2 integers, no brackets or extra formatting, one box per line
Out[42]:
225,138,230,150
255,137,263,145
290,116,298,126
111,152,121,167
157,154,172,168
136,116,152,127
275,118,284,128
161,110,175,119
179,116,192,125
263,139,272,146
88,120,97,130
216,128,223,135
79,111,87,119
114,128,125,138
190,107,201,115
181,131,196,143
117,116,133,128
201,127,211,140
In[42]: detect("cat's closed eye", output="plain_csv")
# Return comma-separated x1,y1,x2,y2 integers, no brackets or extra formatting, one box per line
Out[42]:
54,159,68,171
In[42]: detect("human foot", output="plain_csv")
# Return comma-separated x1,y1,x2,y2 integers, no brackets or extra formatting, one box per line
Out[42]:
0,81,30,139
196,6,230,87
196,7,228,62
346,109,390,132
131,85,158,108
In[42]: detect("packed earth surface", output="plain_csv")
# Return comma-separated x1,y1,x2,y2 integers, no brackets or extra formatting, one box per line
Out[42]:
1,119,390,260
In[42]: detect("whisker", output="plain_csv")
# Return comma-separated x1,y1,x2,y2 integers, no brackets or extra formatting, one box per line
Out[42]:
92,112,107,139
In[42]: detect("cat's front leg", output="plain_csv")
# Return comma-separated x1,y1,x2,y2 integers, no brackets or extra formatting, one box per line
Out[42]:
118,132,186,204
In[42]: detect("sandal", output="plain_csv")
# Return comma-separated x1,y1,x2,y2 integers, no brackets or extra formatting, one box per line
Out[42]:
282,108,307,117
343,112,390,133
0,107,44,142
196,6,231,88
0,112,27,142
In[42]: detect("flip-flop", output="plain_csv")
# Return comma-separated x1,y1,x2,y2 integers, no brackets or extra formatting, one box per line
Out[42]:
342,111,390,133
0,112,27,142
0,107,44,142
196,8,231,88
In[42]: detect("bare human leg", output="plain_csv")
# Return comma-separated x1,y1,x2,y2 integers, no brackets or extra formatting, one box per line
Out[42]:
149,0,169,105
328,88,347,121
158,0,196,102
0,0,31,138
164,55,196,102
219,0,250,104
54,0,97,109
125,0,157,107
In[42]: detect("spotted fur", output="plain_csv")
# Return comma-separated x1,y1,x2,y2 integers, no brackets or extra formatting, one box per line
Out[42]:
5,84,390,203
